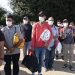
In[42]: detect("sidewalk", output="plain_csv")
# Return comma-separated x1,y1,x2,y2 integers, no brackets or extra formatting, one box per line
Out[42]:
1,49,75,75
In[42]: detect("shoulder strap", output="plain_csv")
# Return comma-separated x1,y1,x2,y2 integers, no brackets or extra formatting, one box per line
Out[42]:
19,25,23,34
14,26,16,34
54,26,57,30
19,25,21,32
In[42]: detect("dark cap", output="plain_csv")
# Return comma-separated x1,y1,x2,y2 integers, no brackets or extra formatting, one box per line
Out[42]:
63,19,68,23
70,22,74,25
38,11,45,17
23,16,29,20
48,17,54,21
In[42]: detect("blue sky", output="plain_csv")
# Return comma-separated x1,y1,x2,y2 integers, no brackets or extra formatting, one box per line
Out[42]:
0,0,13,13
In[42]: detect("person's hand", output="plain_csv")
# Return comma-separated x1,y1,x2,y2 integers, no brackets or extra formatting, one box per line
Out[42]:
44,42,48,48
28,49,33,56
8,48,15,53
28,48,35,56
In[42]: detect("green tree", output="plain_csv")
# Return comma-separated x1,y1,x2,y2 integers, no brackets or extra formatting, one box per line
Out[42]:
11,0,75,23
0,8,6,25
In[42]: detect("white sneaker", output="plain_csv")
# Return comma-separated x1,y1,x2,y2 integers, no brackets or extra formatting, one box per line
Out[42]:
38,73,42,75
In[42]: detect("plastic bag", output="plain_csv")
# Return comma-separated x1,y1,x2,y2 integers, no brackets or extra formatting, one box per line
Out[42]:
55,41,62,54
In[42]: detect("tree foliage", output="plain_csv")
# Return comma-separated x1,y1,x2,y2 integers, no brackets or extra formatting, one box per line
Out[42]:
0,8,6,25
11,0,75,23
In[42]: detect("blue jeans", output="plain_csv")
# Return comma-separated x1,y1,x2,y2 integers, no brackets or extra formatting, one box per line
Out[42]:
23,41,31,56
35,48,46,73
45,47,55,69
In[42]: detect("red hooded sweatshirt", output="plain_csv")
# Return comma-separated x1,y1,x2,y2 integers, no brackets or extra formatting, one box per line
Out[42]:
31,22,53,49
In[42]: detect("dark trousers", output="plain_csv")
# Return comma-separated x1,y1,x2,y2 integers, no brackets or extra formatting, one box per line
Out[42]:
45,47,55,69
4,53,20,75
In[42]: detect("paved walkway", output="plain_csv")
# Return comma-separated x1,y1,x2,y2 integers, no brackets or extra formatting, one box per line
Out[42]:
1,49,75,75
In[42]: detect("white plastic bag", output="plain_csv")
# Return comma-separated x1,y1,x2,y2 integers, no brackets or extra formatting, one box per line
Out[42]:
55,42,62,54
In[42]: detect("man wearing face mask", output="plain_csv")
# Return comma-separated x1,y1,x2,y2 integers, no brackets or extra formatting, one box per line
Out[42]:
20,16,32,56
48,17,59,40
45,17,59,71
31,11,53,75
62,19,74,71
1,14,23,75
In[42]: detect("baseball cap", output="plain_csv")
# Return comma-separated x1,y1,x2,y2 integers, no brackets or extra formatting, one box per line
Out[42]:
23,16,29,20
48,17,54,21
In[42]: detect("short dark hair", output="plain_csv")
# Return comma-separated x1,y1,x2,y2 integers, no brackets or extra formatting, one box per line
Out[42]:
23,16,29,20
38,11,45,17
63,19,68,23
57,20,61,23
6,14,14,20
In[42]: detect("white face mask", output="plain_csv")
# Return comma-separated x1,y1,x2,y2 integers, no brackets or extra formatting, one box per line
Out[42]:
48,21,54,25
63,23,68,28
39,17,45,23
6,21,12,27
57,23,61,26
23,20,28,24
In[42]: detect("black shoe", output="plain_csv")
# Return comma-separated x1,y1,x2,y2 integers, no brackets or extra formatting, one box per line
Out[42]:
56,55,59,59
62,64,68,68
38,73,42,75
69,65,74,71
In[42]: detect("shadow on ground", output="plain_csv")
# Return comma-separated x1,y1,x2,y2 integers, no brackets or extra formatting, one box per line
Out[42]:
19,59,75,75
53,60,75,74
19,70,31,75
1,69,31,75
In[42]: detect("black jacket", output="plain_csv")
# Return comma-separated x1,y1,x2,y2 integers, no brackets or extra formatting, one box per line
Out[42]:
21,24,32,42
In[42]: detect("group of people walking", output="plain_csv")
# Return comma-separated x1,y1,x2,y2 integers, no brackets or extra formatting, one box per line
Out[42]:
0,11,75,75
